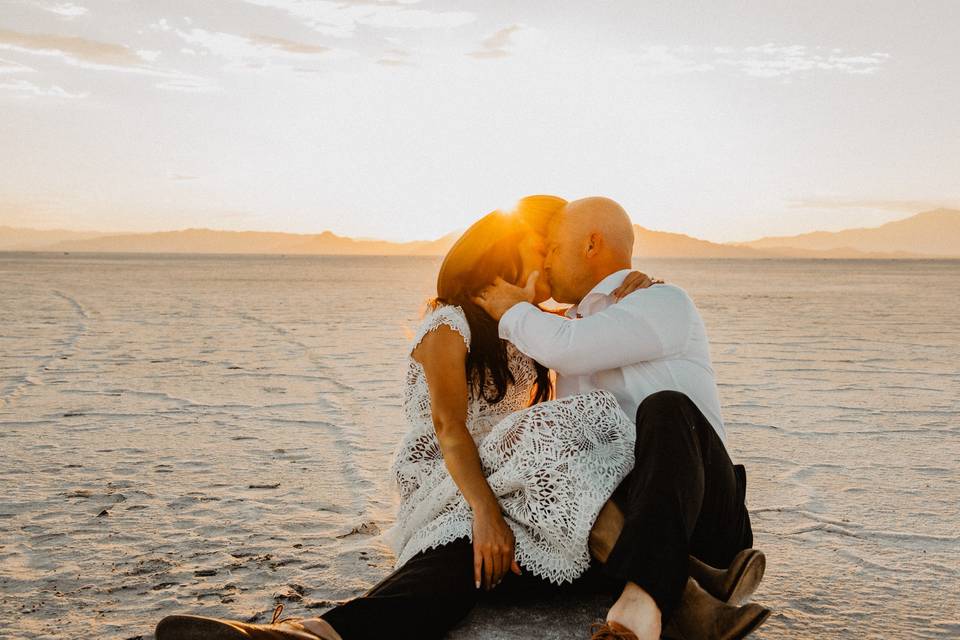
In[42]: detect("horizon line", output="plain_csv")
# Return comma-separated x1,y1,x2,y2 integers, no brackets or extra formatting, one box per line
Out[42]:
4,206,957,246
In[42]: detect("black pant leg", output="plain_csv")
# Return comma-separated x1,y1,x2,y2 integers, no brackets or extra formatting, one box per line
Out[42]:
602,390,752,621
603,390,704,620
487,560,625,604
320,537,478,640
688,453,753,568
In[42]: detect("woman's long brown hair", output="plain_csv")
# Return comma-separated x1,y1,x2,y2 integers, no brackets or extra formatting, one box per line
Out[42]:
431,196,565,406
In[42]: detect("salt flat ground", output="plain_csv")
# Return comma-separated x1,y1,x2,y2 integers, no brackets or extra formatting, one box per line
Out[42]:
1,254,957,639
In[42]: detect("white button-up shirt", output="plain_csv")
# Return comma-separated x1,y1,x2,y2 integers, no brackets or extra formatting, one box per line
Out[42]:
498,268,726,442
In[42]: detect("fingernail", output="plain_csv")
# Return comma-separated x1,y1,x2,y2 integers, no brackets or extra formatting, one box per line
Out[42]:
475,580,480,589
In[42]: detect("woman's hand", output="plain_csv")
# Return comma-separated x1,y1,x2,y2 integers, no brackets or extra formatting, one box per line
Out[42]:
472,504,522,591
473,272,539,321
611,271,664,301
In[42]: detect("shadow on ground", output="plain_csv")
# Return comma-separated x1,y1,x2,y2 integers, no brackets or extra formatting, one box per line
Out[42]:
449,593,615,639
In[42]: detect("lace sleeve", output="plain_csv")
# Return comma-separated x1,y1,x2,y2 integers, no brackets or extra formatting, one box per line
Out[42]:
411,304,471,354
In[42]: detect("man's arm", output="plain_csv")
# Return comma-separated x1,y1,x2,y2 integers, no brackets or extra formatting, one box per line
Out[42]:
498,287,693,377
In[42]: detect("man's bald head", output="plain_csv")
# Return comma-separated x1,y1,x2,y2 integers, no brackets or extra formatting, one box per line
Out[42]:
562,197,635,263
544,197,636,304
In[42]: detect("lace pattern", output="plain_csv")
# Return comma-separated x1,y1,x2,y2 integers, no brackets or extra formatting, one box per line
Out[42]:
383,304,636,584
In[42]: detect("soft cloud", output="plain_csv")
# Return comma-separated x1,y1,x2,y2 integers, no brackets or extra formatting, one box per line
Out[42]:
376,57,413,67
169,27,345,70
151,18,174,33
376,47,413,66
716,44,891,78
153,75,219,93
0,77,87,98
467,25,521,59
0,28,144,67
38,2,89,18
247,34,331,54
0,57,35,73
137,49,162,62
0,28,215,90
242,0,475,38
610,43,890,78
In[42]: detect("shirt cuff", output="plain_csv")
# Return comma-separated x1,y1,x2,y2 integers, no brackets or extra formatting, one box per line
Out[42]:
498,301,537,341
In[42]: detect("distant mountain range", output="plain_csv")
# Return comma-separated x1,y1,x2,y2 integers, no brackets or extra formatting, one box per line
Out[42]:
0,226,460,256
732,209,959,256
2,209,957,258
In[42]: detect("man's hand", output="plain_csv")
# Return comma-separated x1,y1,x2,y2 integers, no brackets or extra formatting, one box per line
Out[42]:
473,271,539,321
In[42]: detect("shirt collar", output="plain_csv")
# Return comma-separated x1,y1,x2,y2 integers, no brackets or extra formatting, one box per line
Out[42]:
566,268,633,318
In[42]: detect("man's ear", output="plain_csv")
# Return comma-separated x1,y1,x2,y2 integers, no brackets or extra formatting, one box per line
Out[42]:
585,232,602,258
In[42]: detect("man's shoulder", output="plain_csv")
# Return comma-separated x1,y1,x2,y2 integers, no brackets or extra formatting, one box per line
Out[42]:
612,284,701,325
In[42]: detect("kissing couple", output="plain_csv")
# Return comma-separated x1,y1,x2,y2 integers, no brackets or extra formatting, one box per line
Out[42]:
156,195,770,639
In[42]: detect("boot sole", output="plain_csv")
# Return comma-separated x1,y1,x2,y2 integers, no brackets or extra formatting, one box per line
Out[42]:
725,550,766,605
156,615,250,640
729,606,771,640
661,604,772,640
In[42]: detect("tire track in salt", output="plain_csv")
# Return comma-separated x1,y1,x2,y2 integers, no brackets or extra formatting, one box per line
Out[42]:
239,308,377,508
0,289,89,409
189,297,375,514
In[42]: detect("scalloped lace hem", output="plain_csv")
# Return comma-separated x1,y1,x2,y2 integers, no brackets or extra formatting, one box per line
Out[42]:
383,519,598,586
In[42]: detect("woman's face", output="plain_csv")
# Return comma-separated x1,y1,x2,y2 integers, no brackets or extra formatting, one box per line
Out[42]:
517,231,552,303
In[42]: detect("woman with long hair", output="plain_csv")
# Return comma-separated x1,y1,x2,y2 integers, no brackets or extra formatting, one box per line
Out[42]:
155,195,651,640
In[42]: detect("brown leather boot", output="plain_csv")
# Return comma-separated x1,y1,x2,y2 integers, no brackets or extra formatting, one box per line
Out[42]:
589,500,766,605
155,604,340,640
663,578,770,640
589,499,626,564
589,619,639,639
689,549,766,605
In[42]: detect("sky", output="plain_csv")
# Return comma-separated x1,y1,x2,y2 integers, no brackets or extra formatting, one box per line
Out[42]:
1,0,958,243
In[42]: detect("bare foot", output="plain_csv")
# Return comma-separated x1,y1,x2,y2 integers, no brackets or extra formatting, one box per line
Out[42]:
605,582,661,640
299,617,344,640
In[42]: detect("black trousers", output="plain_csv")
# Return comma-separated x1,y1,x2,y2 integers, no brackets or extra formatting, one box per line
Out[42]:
321,390,752,639
603,390,753,619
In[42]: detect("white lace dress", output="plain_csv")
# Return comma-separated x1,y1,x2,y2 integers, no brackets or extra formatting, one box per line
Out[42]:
381,304,636,584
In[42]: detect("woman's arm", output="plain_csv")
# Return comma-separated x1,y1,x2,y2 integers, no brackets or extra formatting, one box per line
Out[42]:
412,324,521,590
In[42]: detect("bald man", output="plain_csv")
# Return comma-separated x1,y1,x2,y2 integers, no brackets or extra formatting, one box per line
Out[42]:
477,197,765,640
